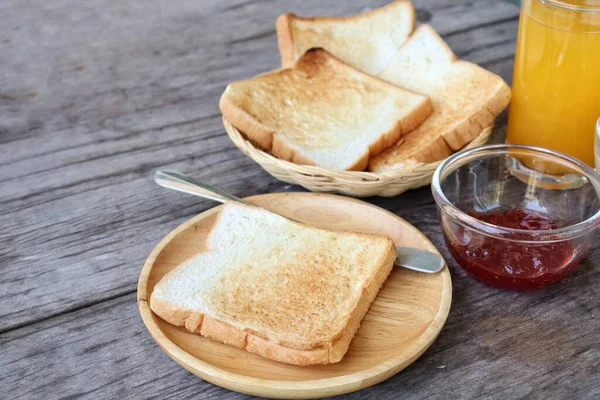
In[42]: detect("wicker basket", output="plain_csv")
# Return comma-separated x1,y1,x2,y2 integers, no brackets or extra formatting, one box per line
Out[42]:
224,118,492,197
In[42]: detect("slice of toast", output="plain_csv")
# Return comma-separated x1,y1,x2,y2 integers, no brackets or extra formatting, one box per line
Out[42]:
220,48,432,171
277,1,415,75
369,25,511,172
150,202,396,366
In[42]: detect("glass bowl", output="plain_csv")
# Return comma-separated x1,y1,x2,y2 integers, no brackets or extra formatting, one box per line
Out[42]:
431,144,600,290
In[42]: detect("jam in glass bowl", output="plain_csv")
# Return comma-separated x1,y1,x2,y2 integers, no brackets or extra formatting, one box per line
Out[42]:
431,144,600,290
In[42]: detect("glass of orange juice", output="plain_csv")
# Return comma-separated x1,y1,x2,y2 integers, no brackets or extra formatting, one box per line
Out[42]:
507,0,600,167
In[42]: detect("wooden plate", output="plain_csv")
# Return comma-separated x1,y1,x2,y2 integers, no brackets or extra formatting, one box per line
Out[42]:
138,193,452,399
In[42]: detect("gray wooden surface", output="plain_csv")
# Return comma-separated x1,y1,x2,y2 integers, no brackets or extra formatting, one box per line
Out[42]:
1,0,598,399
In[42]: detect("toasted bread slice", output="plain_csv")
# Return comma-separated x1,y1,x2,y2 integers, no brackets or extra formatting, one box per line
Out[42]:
277,1,415,75
220,49,432,171
369,25,511,172
150,203,396,366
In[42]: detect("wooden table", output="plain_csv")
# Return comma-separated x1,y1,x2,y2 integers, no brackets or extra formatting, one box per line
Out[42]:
1,0,598,398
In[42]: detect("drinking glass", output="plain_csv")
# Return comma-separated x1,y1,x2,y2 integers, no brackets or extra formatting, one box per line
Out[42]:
506,0,600,166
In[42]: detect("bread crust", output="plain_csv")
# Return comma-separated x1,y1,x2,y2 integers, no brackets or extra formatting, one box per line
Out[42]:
276,13,297,68
219,95,275,150
368,129,453,172
271,133,319,167
149,219,396,366
275,1,415,69
441,67,511,150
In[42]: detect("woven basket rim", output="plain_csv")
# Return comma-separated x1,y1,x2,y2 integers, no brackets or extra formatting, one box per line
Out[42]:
223,116,493,183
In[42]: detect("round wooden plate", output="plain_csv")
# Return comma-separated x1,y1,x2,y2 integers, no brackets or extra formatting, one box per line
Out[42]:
138,192,452,399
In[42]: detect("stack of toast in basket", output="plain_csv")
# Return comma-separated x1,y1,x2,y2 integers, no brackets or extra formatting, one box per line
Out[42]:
220,0,511,172
150,1,510,367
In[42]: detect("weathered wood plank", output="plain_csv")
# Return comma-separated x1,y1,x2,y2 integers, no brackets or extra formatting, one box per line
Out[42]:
0,0,519,331
0,0,518,173
2,0,600,396
1,256,598,399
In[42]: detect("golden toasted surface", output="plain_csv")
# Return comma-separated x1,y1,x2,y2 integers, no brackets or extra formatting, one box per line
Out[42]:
225,56,384,149
209,233,378,348
369,25,511,171
220,49,431,170
151,203,396,350
224,49,428,143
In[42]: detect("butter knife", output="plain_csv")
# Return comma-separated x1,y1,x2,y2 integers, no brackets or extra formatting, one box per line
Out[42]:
154,170,446,274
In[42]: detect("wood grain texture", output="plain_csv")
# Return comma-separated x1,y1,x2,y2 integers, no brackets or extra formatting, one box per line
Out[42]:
0,0,519,331
2,261,598,399
138,193,452,398
1,0,599,398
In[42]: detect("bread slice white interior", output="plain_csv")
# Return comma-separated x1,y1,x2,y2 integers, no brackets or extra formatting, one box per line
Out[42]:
277,0,415,75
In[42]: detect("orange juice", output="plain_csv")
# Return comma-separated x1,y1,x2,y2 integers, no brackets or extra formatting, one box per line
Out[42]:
507,0,600,166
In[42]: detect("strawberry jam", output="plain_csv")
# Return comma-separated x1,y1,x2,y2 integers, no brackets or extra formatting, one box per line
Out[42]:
444,208,583,290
